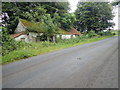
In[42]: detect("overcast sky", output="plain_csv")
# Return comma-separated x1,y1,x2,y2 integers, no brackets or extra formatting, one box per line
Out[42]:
68,0,114,12
68,0,118,30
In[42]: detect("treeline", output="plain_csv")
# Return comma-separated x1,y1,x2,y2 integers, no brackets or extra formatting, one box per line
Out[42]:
1,1,117,56
2,1,115,34
75,2,114,33
2,2,75,34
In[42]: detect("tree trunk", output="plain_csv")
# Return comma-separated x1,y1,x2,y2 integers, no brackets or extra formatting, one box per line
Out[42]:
52,35,56,43
47,37,49,42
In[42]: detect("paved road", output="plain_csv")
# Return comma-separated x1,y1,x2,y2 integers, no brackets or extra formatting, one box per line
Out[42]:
2,36,119,88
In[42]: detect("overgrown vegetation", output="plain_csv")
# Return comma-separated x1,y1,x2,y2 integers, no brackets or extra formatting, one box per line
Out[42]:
2,31,115,64
2,2,71,34
2,2,114,34
2,27,29,56
1,1,118,64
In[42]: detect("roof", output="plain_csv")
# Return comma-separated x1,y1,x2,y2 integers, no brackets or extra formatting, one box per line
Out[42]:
57,28,81,35
20,19,36,27
69,28,81,35
57,28,70,34
10,32,25,38
20,19,48,33
19,19,80,35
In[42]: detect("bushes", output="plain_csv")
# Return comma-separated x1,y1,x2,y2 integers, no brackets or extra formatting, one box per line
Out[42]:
84,30,97,38
98,31,114,36
2,27,29,56
2,33,115,64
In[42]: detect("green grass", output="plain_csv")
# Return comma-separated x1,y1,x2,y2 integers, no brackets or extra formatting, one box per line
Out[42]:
2,35,114,64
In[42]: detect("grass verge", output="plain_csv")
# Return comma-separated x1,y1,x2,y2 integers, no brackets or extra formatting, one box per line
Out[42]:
2,35,114,64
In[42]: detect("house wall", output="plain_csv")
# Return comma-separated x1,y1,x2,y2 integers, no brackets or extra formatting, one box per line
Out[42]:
15,22,26,33
72,35,76,38
63,35,71,39
14,32,44,42
15,35,29,42
28,32,44,42
56,34,76,39
14,33,77,42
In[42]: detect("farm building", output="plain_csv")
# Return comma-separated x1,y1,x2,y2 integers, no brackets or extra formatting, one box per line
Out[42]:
10,19,81,42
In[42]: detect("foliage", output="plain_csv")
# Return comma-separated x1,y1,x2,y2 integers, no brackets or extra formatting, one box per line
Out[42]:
75,2,114,33
22,18,71,37
2,27,29,56
42,14,58,37
26,14,58,39
2,33,115,64
2,2,71,33
26,22,47,33
59,13,76,30
97,31,114,36
86,30,98,38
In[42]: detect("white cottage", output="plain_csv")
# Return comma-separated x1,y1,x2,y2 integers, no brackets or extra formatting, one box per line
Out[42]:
10,19,81,42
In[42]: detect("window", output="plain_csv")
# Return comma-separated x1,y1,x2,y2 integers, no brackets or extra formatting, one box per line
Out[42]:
21,38,25,41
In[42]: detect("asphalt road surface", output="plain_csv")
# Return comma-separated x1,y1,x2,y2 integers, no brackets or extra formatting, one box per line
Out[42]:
2,36,119,88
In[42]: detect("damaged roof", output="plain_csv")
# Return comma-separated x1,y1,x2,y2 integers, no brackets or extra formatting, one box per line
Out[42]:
17,19,81,35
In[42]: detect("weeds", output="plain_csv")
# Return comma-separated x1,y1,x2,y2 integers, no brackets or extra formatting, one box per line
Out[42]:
2,34,115,64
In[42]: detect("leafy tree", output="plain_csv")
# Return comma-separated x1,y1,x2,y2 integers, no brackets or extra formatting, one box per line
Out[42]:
60,13,76,30
2,2,71,33
2,2,43,33
43,14,57,40
75,2,114,33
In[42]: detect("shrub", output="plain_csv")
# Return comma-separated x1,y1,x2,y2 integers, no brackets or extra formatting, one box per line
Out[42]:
87,30,97,38
2,27,29,56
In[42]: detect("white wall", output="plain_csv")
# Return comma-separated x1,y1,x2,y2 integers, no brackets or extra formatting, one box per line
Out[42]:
73,35,76,38
29,32,38,37
15,22,26,33
15,34,77,42
56,34,76,39
15,35,29,42
15,32,44,42
61,35,71,39
56,35,60,38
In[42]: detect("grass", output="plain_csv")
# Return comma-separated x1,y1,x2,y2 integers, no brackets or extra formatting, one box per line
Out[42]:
2,35,115,64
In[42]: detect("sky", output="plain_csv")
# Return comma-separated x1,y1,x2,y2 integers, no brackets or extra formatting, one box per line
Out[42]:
68,0,79,13
68,0,118,30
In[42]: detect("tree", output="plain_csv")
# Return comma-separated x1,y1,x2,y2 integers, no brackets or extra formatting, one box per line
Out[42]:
43,14,57,42
2,2,43,33
60,13,76,30
75,2,114,33
2,2,71,33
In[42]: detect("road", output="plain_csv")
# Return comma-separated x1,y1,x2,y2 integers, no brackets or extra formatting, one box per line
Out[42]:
2,36,119,88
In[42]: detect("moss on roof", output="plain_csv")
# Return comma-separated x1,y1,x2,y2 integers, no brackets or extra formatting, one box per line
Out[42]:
19,19,80,35
20,19,36,27
20,19,47,33
57,28,70,34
